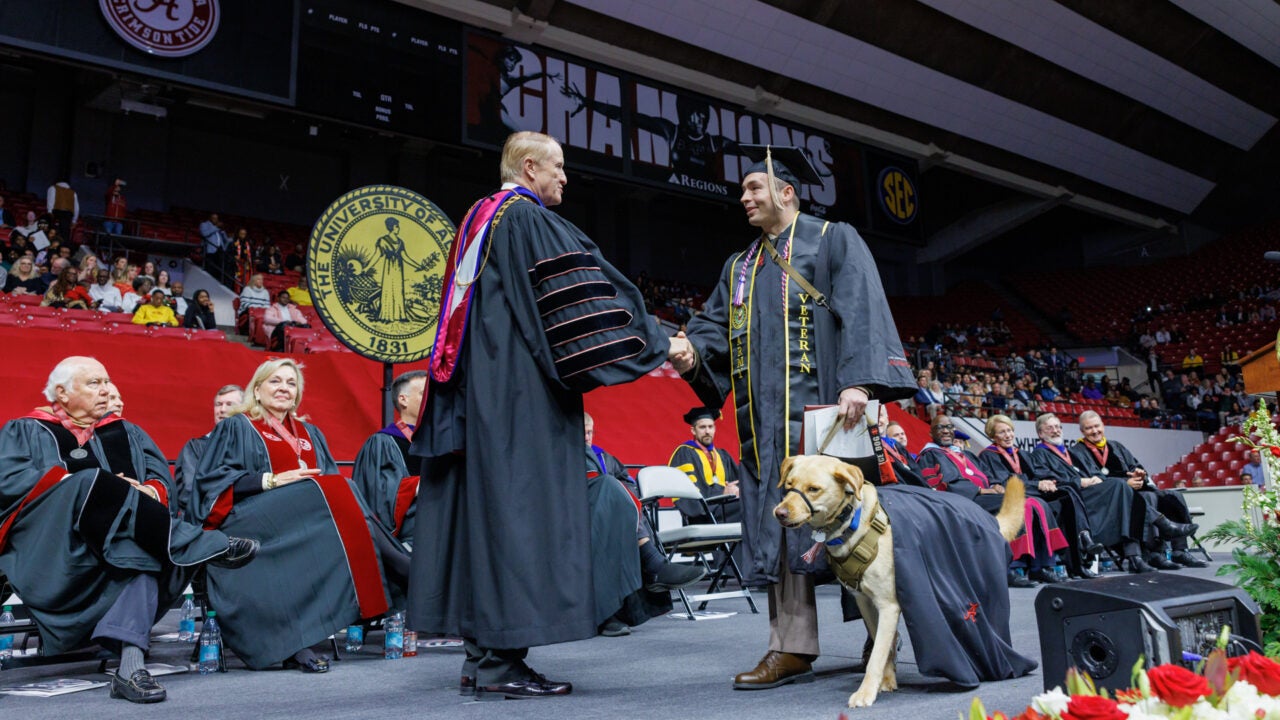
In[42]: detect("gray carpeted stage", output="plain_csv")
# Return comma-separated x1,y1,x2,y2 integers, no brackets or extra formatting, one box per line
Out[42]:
0,560,1239,719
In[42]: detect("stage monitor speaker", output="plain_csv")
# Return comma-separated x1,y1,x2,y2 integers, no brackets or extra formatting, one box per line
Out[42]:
1035,574,1260,693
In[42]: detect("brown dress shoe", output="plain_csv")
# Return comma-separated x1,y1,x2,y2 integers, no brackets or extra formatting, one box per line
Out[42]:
732,651,815,690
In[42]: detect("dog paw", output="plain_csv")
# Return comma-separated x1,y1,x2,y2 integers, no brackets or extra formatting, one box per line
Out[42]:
880,663,898,692
848,688,878,708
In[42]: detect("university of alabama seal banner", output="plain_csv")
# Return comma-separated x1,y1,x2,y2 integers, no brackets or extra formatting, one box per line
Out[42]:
99,0,221,58
307,185,453,364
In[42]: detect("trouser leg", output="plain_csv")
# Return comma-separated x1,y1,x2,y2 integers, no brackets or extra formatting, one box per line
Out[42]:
92,574,159,654
766,534,819,657
369,526,410,591
463,638,530,685
1156,490,1193,551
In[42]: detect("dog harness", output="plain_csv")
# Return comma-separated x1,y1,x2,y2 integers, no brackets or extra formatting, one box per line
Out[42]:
822,498,889,591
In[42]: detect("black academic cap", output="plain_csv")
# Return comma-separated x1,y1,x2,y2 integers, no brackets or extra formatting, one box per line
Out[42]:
683,406,721,425
739,144,822,187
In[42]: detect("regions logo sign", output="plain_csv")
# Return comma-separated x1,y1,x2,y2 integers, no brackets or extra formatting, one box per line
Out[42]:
876,166,917,225
100,0,220,58
307,186,453,364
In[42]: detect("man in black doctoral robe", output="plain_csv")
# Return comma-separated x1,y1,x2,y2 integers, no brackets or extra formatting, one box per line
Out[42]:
1069,410,1202,569
0,357,256,703
672,146,1020,690
353,371,425,545
667,406,742,523
174,384,243,518
407,132,680,700
1030,413,1153,573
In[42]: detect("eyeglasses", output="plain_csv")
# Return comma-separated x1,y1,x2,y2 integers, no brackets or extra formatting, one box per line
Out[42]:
934,424,954,430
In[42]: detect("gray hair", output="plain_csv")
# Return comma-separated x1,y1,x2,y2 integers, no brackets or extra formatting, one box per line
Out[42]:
1034,413,1060,434
43,356,97,402
215,384,243,399
392,371,427,411
1077,410,1102,427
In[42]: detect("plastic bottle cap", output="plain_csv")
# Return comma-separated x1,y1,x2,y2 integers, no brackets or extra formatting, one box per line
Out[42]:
185,593,194,599
1,606,10,612
207,611,217,617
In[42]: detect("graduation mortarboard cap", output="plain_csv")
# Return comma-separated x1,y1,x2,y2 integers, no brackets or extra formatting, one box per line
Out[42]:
739,144,822,188
683,406,722,425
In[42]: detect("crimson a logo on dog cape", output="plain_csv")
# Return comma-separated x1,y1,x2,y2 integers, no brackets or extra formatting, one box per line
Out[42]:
100,0,221,58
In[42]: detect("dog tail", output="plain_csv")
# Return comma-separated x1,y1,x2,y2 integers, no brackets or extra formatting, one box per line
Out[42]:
995,476,1026,542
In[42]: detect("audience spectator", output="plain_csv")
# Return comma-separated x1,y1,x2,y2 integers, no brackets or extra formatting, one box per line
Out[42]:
1038,378,1059,402
200,213,229,276
914,377,946,419
286,275,313,306
1080,379,1103,400
238,273,271,330
1181,348,1204,371
283,244,304,273
139,260,158,284
0,195,13,229
103,179,127,235
42,265,91,309
111,267,132,295
88,268,123,312
122,277,155,315
1242,450,1265,487
183,288,218,330
169,280,188,316
132,289,180,326
155,269,173,295
45,180,79,239
257,240,284,275
3,255,45,295
263,289,309,350
76,254,99,284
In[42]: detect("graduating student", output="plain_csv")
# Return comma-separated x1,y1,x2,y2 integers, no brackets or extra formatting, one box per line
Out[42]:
672,146,1030,691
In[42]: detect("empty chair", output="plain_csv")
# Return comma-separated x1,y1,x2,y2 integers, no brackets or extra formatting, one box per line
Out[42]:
635,466,756,620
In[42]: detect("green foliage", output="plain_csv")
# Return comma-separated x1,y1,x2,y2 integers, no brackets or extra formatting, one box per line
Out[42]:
1203,494,1280,658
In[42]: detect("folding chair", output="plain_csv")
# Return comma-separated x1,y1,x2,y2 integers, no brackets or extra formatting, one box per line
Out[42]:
636,466,757,620
0,573,114,672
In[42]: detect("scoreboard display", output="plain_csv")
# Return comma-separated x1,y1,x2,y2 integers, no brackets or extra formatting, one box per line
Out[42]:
297,0,463,139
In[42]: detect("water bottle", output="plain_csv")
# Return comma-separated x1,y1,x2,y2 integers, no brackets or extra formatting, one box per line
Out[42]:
198,611,222,675
1099,558,1116,573
345,624,364,653
1054,562,1068,582
403,630,417,658
0,605,15,662
383,612,404,660
178,594,197,641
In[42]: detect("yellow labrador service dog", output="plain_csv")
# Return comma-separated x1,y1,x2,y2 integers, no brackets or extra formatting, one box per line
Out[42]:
774,455,1024,708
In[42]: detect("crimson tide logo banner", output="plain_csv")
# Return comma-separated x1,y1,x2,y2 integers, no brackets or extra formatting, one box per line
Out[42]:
99,0,220,58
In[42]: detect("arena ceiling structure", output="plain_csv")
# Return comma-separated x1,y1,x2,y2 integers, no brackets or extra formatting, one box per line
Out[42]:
404,0,1280,260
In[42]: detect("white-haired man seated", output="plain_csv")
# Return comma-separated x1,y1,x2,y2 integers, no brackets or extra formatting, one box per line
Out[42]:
0,357,258,704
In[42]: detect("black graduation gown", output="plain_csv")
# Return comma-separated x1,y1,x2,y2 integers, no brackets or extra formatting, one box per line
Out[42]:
1030,445,1138,549
584,445,644,626
681,214,916,585
174,432,210,519
917,446,1067,562
191,414,400,669
872,484,1038,688
0,417,230,656
352,426,418,543
667,441,742,522
1069,440,1191,550
408,196,669,650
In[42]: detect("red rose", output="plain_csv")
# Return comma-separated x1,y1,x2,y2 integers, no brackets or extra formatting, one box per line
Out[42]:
1147,664,1211,707
1228,652,1280,695
1270,446,1280,457
1060,695,1127,720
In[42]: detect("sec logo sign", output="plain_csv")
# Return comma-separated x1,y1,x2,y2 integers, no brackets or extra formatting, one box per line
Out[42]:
307,186,454,364
100,0,220,58
877,167,917,225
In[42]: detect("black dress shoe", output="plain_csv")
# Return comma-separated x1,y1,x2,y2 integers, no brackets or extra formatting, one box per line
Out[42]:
476,679,573,701
1147,553,1181,570
598,616,631,637
1073,566,1100,579
1127,556,1157,573
1153,515,1198,539
110,669,166,703
1171,550,1208,568
283,650,331,673
1028,568,1061,584
1007,571,1037,588
209,537,260,569
528,669,572,694
1078,530,1105,556
460,676,476,697
645,563,706,592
